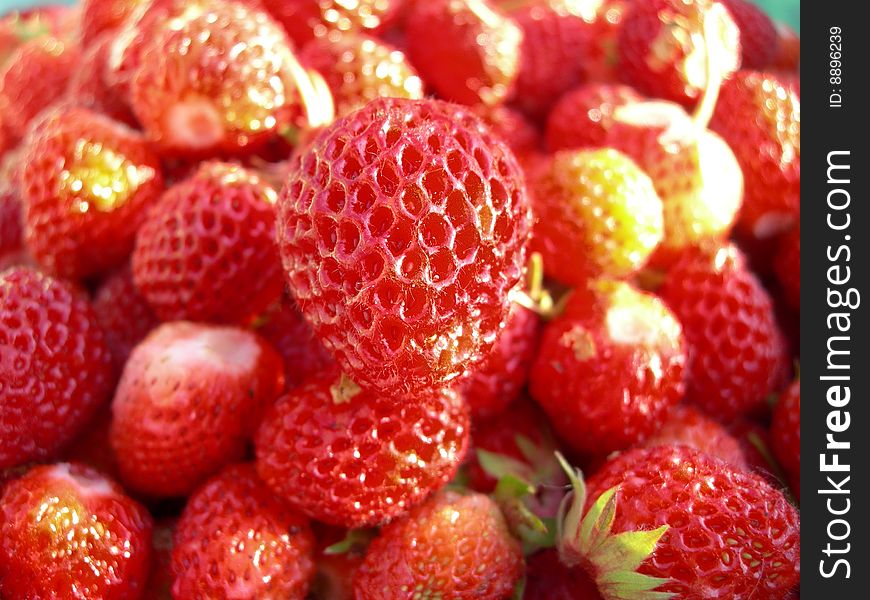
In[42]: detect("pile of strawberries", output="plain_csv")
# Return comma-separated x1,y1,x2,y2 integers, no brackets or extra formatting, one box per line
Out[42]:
0,0,800,598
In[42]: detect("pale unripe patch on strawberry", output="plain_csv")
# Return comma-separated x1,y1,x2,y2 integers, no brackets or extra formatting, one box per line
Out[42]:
604,283,682,350
147,323,262,383
45,462,116,499
163,98,226,151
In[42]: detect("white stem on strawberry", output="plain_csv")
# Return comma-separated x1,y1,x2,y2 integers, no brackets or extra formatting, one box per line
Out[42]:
691,1,732,130
511,252,562,319
284,48,335,130
555,453,674,600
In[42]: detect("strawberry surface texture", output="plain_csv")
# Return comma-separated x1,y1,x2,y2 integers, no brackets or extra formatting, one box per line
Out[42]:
0,0,801,597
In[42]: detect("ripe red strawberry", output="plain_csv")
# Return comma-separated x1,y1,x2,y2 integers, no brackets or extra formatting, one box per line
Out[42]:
524,550,603,600
354,490,524,600
79,0,158,48
132,161,284,324
605,101,743,265
67,33,138,126
0,267,113,469
508,0,593,120
301,33,423,119
255,372,469,527
277,97,531,394
129,0,317,157
171,464,316,600
710,70,800,239
405,0,521,106
617,0,740,107
559,445,800,599
0,36,80,145
721,0,777,69
255,295,336,389
461,304,539,419
659,243,790,421
545,83,643,152
20,105,164,280
261,0,402,46
771,379,800,495
0,167,23,267
529,148,664,286
93,265,160,372
530,280,685,455
0,463,153,599
110,322,285,496
474,104,541,158
774,224,800,311
772,23,800,71
643,404,748,468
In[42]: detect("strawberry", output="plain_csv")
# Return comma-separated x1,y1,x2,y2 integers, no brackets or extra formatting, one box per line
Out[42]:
255,372,469,527
301,33,423,119
0,166,23,267
545,83,643,152
558,445,800,599
20,105,164,280
277,97,531,394
0,35,80,146
0,267,113,469
255,295,337,389
93,265,160,373
132,161,284,324
524,549,603,600
508,0,593,120
62,408,121,484
605,101,743,265
0,463,153,599
771,379,800,496
79,0,158,48
261,0,403,47
617,0,740,107
405,0,522,106
310,536,365,600
354,490,524,600
128,0,322,157
171,464,316,600
643,404,748,468
110,321,285,496
721,0,777,69
461,304,539,419
0,7,72,67
67,33,138,126
474,104,541,158
710,70,800,239
530,280,686,456
529,148,664,285
772,23,800,71
774,224,800,311
659,243,790,421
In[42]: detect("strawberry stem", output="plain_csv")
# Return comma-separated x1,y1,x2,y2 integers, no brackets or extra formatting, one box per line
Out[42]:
512,252,559,319
691,2,729,130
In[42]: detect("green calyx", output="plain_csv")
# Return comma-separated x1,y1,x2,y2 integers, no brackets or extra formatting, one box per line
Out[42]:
323,528,375,556
555,453,674,600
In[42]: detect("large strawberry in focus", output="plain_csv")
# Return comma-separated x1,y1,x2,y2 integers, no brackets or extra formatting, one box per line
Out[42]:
129,0,326,157
529,148,664,286
405,0,521,107
171,464,316,600
277,97,530,394
354,490,524,600
1,267,113,469
560,446,800,599
255,373,469,527
530,280,685,455
710,70,800,239
20,105,164,280
110,322,285,496
617,0,740,107
0,463,153,599
132,161,284,324
659,243,789,421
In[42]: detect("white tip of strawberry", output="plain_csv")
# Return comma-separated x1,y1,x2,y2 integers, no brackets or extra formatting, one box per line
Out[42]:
554,453,674,600
156,323,261,375
46,463,116,498
164,97,225,151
